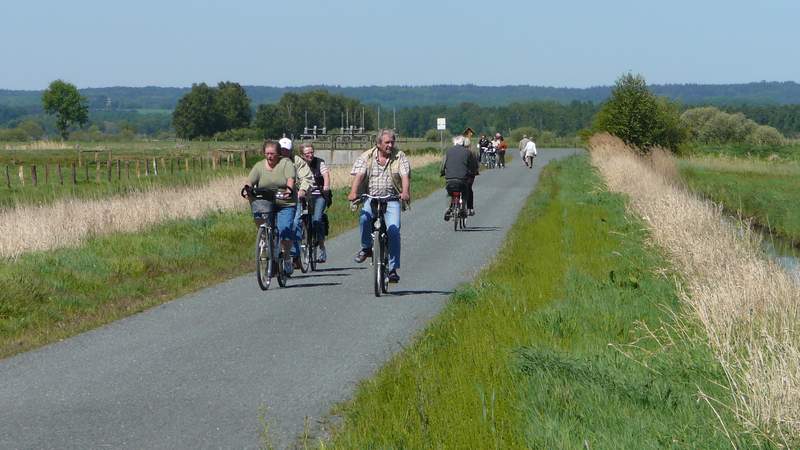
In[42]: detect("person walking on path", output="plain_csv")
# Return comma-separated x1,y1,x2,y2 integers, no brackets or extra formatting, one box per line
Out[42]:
492,133,508,168
518,134,530,165
523,137,538,169
347,129,411,283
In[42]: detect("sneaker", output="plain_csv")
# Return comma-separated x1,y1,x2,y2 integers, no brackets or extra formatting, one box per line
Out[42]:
387,270,400,283
317,247,327,263
468,209,475,216
444,210,451,221
354,248,372,263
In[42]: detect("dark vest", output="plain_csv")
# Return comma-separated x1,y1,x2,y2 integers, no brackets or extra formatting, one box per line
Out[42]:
307,157,325,191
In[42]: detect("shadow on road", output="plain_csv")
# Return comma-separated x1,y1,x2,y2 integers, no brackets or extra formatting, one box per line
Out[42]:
312,266,365,272
459,226,501,232
389,290,453,296
286,281,342,289
291,273,350,280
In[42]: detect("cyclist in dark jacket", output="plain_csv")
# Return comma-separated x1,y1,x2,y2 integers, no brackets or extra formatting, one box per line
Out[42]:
441,135,479,219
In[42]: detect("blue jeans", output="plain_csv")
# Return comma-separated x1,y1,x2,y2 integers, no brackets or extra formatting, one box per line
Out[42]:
359,200,401,271
251,200,294,242
292,196,327,256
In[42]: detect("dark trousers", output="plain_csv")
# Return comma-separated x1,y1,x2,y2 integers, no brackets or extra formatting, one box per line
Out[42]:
498,151,506,166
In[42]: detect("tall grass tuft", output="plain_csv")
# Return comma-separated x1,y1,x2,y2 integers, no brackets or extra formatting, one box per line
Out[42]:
589,133,800,445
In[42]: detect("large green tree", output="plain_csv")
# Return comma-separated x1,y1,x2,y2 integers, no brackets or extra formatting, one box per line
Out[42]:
41,80,89,140
172,83,223,139
172,81,252,139
592,73,687,151
216,81,252,130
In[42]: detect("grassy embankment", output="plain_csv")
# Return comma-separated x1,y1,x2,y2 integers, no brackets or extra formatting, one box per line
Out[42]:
0,161,443,359
591,134,799,447
679,156,800,243
324,155,749,449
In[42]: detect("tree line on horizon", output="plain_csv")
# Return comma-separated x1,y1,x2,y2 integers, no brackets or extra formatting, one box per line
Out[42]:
1,79,800,142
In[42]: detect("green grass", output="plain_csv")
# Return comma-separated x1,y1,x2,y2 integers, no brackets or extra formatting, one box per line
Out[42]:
679,161,800,243
683,142,800,161
325,155,758,449
0,163,444,359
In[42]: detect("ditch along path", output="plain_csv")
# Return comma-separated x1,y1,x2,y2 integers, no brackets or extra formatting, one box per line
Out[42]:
0,149,580,449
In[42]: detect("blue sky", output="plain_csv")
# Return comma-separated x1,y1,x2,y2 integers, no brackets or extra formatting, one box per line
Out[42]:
2,0,798,90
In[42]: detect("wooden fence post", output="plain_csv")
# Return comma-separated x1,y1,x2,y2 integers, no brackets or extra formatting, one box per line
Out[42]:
18,165,24,186
153,158,158,176
95,161,101,183
241,151,246,169
184,158,189,173
136,160,141,178
5,165,10,188
44,164,49,184
107,159,112,182
117,160,121,180
31,165,38,186
126,160,130,179
58,164,64,185
72,163,77,185
144,159,150,177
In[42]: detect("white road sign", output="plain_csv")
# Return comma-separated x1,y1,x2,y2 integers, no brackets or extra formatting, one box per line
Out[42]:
437,118,446,130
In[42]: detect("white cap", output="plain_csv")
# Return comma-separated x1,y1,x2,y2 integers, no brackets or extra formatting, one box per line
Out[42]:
278,137,292,150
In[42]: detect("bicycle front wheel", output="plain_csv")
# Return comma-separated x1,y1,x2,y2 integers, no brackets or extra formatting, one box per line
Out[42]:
256,226,272,290
299,218,310,273
373,230,383,297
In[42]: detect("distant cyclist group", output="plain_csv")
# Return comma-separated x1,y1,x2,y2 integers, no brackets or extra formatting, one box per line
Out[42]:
241,129,536,293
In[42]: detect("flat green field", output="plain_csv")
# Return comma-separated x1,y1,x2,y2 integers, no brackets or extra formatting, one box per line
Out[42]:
679,158,800,243
325,155,758,449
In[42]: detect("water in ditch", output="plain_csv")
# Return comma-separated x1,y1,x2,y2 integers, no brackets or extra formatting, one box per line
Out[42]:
761,232,800,283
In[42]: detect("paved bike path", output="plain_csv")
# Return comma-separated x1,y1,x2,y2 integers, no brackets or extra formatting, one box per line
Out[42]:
0,149,580,449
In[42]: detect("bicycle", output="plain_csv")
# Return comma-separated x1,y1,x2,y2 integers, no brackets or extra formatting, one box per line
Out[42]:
355,194,398,297
298,192,324,273
446,181,468,231
483,150,497,169
243,186,289,290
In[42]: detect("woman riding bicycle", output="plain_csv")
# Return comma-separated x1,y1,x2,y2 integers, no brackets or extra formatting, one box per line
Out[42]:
243,140,297,275
299,142,332,263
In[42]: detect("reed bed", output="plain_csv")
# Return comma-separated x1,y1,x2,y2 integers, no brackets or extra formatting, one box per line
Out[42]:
588,133,800,445
0,154,440,259
3,140,74,151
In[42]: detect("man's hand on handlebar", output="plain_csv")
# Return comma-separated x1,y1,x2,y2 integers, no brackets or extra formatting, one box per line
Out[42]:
347,191,357,202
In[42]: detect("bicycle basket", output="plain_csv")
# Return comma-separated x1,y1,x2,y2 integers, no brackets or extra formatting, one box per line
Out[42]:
251,199,274,221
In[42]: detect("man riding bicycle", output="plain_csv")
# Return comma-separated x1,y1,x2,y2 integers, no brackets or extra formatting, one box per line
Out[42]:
441,135,479,219
347,129,411,284
478,134,490,163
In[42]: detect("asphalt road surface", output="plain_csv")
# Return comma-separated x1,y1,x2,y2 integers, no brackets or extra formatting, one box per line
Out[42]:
1,149,580,449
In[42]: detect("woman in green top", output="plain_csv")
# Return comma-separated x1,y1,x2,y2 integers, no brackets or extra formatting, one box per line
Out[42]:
244,140,297,274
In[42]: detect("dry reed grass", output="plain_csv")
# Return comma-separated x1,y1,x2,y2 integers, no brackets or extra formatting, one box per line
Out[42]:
0,155,441,259
3,140,74,151
588,133,800,445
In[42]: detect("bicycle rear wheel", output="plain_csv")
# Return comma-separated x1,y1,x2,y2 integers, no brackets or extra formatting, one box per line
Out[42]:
308,228,317,272
256,226,272,290
380,236,389,294
275,233,288,288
